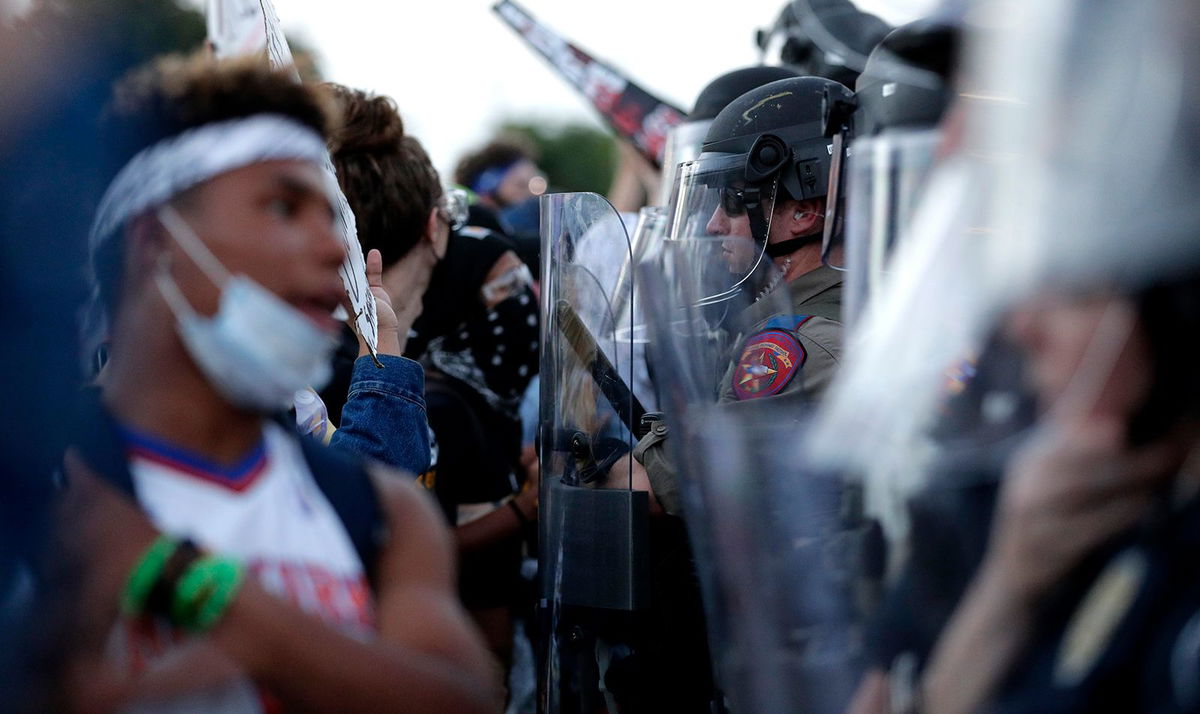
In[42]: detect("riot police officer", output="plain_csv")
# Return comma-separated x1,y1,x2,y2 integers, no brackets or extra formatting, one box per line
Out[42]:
634,75,855,516
633,73,879,714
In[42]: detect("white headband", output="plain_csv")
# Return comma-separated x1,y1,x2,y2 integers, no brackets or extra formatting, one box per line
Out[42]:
89,113,328,248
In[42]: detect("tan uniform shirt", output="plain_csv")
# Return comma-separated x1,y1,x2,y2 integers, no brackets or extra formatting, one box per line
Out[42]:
636,266,844,514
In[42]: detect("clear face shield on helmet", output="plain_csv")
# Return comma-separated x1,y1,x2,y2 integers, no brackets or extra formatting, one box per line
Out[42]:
667,153,782,315
841,128,942,329
657,119,712,205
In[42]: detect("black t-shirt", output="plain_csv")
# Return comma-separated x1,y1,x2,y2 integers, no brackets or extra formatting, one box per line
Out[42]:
423,373,522,519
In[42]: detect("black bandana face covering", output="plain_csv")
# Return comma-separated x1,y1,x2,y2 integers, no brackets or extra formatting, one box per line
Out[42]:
428,285,539,418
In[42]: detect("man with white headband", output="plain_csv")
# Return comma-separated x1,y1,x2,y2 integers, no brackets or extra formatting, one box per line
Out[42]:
62,54,497,712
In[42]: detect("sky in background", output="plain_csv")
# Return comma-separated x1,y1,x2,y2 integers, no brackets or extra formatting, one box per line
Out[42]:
192,0,939,177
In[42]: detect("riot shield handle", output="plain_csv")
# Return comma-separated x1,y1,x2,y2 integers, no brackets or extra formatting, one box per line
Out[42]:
555,300,648,434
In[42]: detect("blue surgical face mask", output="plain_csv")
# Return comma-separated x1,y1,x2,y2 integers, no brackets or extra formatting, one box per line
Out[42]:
153,204,337,412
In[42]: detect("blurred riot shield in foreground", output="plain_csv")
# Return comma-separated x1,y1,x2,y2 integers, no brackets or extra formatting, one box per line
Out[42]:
537,193,648,713
640,227,875,712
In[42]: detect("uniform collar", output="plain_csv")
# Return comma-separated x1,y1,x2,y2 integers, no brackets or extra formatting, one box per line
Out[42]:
738,264,843,329
786,264,844,308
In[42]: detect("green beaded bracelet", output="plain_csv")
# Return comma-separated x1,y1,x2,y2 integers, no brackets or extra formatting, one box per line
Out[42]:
170,556,246,633
120,536,179,617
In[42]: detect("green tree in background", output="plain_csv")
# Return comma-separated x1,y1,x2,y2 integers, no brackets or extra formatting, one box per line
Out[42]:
500,119,618,195
25,0,206,63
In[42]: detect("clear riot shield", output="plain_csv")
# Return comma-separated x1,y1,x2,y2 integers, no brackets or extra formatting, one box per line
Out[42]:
537,193,649,714
842,129,941,330
641,244,872,713
610,205,668,414
642,230,1039,712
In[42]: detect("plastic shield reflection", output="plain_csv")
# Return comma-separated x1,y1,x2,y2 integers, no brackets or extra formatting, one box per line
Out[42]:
842,129,941,329
668,156,777,311
641,264,872,712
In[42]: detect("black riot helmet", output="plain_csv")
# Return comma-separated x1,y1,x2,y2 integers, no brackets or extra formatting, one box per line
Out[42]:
855,19,960,137
658,66,801,203
690,66,801,122
757,0,891,88
700,75,855,250
840,19,962,327
666,75,854,307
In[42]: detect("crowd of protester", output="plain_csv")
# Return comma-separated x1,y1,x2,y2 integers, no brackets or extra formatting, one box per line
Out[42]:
3,0,1200,712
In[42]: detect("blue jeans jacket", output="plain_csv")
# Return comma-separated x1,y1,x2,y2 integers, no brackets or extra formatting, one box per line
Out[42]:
330,355,432,476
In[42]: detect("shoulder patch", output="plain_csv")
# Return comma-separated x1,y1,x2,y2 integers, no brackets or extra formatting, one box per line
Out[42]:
732,328,807,400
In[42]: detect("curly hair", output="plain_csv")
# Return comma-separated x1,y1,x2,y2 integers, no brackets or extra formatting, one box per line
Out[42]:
94,51,338,321
326,83,441,270
102,52,336,180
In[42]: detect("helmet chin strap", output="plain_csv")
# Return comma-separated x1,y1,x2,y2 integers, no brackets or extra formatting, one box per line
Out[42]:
764,231,824,258
744,178,825,259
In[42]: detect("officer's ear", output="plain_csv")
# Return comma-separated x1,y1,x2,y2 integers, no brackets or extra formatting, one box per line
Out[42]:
780,197,826,237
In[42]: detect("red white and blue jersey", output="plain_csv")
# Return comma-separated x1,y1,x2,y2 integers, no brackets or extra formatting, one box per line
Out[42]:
113,422,375,712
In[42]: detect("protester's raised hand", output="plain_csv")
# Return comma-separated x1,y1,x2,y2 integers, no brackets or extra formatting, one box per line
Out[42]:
354,248,403,357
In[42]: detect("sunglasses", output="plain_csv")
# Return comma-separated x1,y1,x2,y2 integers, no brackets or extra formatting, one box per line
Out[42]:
720,186,748,216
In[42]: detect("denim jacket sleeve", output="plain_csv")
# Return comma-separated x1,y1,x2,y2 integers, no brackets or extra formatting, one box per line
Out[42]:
329,355,432,476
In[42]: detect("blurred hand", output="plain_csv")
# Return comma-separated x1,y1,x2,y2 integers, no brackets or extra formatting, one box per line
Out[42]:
605,453,663,516
984,417,1182,606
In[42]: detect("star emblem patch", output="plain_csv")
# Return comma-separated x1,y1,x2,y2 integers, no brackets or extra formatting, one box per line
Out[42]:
732,329,806,400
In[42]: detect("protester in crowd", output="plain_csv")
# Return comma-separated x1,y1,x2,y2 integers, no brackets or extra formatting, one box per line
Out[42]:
454,136,544,241
325,85,540,682
58,52,498,713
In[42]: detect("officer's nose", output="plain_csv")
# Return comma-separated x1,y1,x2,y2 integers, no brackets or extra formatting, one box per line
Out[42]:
706,204,731,235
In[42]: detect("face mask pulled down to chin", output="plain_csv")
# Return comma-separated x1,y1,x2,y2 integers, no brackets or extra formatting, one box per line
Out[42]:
153,204,337,412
